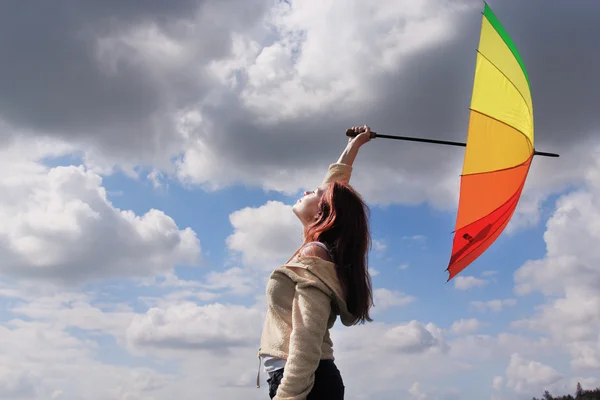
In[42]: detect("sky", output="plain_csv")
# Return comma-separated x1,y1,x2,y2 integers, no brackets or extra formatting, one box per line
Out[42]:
1,0,599,399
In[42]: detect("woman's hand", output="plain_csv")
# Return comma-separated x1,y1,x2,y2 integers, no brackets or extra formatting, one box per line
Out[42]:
337,125,372,166
348,125,373,147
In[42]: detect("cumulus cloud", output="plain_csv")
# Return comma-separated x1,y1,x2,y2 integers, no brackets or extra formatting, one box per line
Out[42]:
2,0,598,212
0,159,200,285
0,364,38,399
383,321,448,354
373,288,416,313
0,0,273,173
329,322,570,399
201,267,259,296
169,0,600,221
7,292,134,339
0,286,263,399
2,0,600,221
126,302,264,355
450,318,484,335
471,299,517,312
373,239,387,251
453,276,489,290
226,201,302,270
0,310,178,399
493,376,504,391
512,144,600,372
503,353,563,395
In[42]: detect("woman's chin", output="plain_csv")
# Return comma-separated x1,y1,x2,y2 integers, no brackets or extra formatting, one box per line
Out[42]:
291,205,305,223
292,203,300,215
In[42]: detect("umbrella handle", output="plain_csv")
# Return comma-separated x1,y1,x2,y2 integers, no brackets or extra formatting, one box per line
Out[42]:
345,128,378,139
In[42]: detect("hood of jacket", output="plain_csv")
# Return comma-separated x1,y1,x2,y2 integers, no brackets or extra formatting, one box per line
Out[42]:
273,255,358,327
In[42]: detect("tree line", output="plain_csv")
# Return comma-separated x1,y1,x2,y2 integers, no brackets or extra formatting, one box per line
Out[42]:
532,383,600,400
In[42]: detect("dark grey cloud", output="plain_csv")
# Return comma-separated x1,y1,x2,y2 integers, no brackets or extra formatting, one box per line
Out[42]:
488,0,600,148
2,0,598,205
173,3,481,202
184,0,600,204
0,0,270,163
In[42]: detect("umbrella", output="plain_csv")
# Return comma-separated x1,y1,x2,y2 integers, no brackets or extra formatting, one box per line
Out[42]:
346,2,559,281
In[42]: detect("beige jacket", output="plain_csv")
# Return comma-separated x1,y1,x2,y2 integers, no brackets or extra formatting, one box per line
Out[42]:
257,163,358,400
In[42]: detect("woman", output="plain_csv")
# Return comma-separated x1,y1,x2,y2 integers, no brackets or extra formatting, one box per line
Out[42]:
257,125,375,399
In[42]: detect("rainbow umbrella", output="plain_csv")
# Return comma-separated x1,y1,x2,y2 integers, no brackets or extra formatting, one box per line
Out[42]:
346,2,559,281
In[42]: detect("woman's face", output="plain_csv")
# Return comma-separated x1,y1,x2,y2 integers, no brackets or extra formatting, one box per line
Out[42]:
293,185,325,226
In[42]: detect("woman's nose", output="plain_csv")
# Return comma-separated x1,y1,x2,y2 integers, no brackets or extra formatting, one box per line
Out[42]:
304,190,311,196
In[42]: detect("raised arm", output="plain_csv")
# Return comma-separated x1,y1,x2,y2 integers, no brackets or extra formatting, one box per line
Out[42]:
321,125,372,186
337,125,373,166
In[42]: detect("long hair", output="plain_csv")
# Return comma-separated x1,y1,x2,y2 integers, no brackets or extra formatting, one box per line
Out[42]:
304,180,373,324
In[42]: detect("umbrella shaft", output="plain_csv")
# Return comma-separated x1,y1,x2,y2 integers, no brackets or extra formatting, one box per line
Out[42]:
345,129,559,158
375,133,466,147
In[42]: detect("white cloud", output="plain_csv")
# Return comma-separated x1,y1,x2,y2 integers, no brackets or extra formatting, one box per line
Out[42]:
481,270,498,277
493,376,504,391
373,288,416,313
126,302,264,356
503,354,563,395
407,381,460,400
327,322,566,399
471,299,517,312
0,311,178,399
373,239,387,251
0,319,93,364
147,169,168,190
201,267,258,296
138,289,221,310
448,332,553,366
8,292,134,339
226,201,302,270
511,144,600,372
453,276,489,290
450,318,484,335
0,0,594,218
0,286,265,399
403,235,426,241
172,0,476,208
408,381,427,400
384,321,447,354
0,280,589,400
0,364,38,399
236,0,475,121
505,139,600,234
0,160,200,285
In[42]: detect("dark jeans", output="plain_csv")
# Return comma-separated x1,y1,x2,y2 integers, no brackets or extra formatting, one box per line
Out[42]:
267,359,344,399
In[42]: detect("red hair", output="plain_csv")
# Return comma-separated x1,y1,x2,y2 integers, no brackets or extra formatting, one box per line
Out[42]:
304,180,373,324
